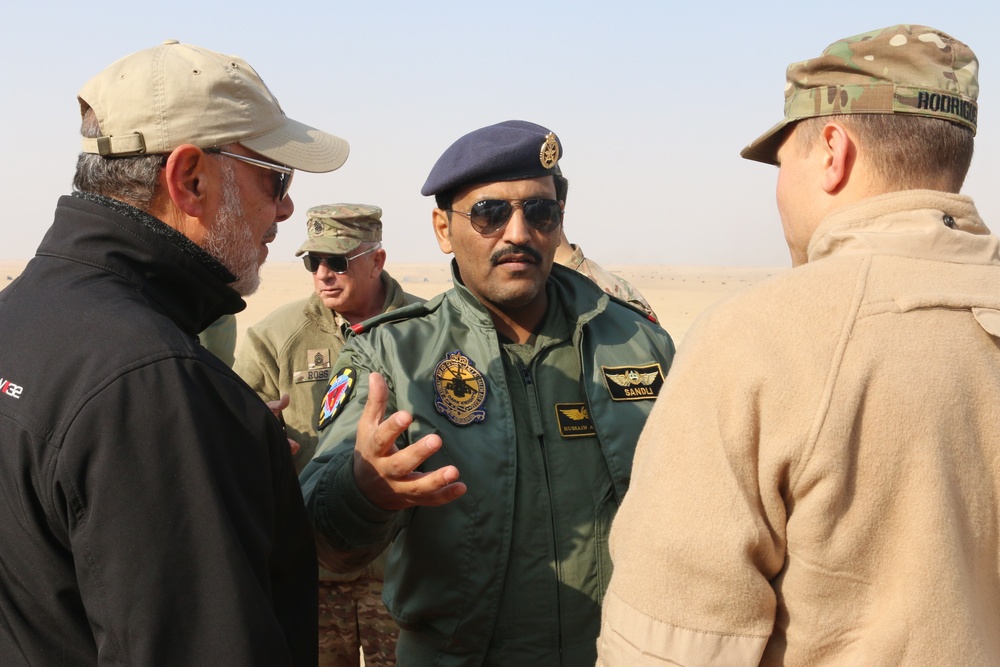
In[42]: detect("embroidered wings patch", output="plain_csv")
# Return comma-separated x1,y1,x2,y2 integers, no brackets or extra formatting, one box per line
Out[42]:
555,402,597,438
601,362,665,401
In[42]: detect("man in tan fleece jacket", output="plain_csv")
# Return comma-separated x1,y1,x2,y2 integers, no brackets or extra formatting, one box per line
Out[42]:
598,24,1000,666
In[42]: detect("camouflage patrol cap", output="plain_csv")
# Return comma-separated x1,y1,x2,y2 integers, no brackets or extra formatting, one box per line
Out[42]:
421,120,563,196
742,25,979,165
296,204,383,256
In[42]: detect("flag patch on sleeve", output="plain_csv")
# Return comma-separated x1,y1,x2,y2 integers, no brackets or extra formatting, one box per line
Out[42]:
318,367,356,430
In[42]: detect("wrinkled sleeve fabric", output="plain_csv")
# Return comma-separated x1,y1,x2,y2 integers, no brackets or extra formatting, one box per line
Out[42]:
300,340,404,573
58,357,315,666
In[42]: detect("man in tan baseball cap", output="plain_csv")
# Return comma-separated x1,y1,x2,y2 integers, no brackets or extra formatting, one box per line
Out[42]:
0,41,349,665
599,25,1000,666
236,204,421,666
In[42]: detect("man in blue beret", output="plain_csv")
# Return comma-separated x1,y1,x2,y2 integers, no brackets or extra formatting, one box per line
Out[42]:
301,120,675,665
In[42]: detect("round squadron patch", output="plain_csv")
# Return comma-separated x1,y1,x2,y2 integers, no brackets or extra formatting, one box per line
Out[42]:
318,367,356,431
539,132,560,169
433,350,487,426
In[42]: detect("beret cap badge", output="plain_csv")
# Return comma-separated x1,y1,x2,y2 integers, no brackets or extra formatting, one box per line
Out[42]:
540,132,560,169
420,120,564,196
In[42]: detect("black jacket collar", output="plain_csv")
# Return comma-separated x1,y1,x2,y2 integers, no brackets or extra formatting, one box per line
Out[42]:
36,193,246,335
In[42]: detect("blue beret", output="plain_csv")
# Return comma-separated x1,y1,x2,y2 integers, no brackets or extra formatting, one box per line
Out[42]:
421,120,563,196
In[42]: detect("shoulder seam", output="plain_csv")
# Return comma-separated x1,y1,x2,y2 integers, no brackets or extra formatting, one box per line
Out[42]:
789,256,871,488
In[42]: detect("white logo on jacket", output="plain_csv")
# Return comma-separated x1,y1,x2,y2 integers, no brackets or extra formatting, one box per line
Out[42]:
0,376,23,399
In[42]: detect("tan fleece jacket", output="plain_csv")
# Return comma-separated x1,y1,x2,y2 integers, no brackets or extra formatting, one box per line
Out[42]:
598,191,1000,666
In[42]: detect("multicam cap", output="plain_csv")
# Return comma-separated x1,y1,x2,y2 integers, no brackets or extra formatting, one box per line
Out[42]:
78,40,350,173
741,25,979,165
296,204,383,256
421,120,563,196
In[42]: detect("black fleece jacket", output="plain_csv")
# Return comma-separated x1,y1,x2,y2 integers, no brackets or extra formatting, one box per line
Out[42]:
0,194,317,666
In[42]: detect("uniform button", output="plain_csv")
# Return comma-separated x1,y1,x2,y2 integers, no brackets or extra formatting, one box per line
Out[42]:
943,215,956,228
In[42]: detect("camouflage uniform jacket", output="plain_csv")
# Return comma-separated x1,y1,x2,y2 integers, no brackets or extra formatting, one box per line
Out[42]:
300,262,675,666
560,243,657,320
234,272,420,582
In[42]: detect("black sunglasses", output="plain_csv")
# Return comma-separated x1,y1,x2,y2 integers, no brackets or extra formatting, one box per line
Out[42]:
302,244,381,274
448,198,563,235
208,149,295,201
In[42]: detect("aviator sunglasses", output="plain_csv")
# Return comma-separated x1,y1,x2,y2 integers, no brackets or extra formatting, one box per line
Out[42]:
302,244,382,274
448,198,563,235
208,149,295,201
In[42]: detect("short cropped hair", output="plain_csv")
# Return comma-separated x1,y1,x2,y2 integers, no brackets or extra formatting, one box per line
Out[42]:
794,114,974,191
353,239,383,255
72,106,165,210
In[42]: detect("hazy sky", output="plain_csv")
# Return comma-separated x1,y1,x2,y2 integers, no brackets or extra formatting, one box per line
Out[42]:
3,1,997,266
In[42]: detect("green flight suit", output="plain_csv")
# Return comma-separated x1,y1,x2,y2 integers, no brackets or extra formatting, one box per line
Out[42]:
301,263,675,666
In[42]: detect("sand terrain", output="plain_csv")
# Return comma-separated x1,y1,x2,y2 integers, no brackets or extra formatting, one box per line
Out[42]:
2,259,784,348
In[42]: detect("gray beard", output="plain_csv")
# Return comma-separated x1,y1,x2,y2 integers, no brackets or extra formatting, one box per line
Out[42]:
203,160,273,296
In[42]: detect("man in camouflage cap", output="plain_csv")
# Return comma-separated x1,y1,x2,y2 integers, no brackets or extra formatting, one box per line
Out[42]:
235,203,420,667
599,25,1000,665
300,120,674,665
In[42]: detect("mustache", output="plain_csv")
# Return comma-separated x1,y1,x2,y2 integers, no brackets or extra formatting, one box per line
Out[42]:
490,244,542,266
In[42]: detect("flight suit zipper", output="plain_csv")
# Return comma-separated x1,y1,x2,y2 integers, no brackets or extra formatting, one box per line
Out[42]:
517,359,565,661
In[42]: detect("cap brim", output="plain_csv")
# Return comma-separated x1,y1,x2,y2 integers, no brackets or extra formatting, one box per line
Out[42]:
740,118,793,166
296,237,363,256
242,117,350,173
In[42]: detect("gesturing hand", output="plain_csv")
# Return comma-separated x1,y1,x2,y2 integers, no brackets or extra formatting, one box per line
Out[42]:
353,372,467,511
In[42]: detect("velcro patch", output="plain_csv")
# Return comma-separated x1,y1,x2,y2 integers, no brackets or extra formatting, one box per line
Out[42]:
601,362,665,401
555,403,596,438
294,348,333,384
294,368,331,383
318,367,356,431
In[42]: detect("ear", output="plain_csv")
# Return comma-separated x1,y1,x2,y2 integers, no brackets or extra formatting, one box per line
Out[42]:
371,247,387,277
819,122,854,194
162,144,212,217
432,208,453,254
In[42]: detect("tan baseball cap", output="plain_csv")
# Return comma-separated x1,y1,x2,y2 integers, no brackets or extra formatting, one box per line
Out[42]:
78,40,349,173
742,25,979,165
296,204,383,256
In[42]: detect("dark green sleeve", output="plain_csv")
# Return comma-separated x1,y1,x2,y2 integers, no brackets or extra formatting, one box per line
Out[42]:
299,339,406,572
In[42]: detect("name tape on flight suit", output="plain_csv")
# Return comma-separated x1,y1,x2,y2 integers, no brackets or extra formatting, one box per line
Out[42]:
601,363,665,401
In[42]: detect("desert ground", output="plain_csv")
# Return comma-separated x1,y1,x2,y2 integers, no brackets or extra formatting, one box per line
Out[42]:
1,260,785,349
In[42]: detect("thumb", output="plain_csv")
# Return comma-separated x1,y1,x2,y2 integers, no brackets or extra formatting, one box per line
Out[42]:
267,393,291,415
